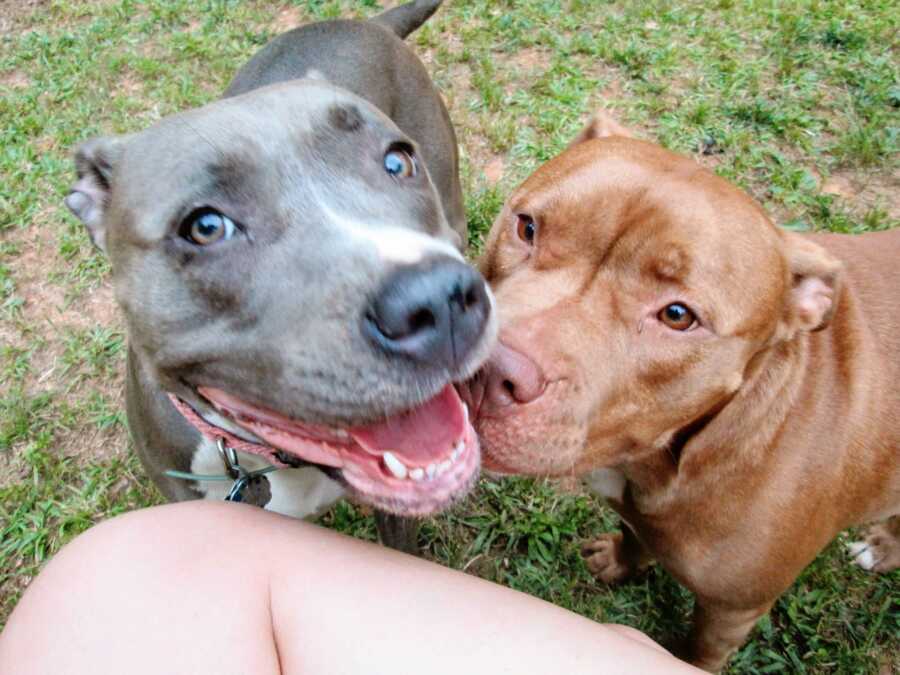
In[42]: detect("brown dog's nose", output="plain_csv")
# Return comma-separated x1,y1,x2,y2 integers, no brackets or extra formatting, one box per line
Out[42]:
481,341,546,413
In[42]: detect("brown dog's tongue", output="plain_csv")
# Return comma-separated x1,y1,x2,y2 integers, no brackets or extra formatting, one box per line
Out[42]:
351,384,465,464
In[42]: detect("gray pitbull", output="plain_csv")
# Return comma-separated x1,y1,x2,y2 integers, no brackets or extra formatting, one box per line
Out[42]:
65,0,496,547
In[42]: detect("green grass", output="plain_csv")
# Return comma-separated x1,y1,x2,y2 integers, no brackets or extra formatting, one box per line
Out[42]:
1,0,897,672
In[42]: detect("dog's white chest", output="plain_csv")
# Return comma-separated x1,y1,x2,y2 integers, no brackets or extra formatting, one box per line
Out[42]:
189,438,345,519
583,468,627,502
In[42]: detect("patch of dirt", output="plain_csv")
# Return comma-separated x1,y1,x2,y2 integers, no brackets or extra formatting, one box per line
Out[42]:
758,202,799,230
463,140,507,188
439,62,472,117
0,69,29,89
1,212,128,485
582,67,651,138
508,47,551,73
0,0,46,35
594,70,625,101
271,5,303,34
417,16,465,67
821,170,900,220
482,156,505,185
435,62,483,161
8,218,119,333
821,174,854,199
32,134,61,154
878,654,900,675
432,62,511,189
0,456,22,490
64,387,129,454
0,0,121,35
692,139,729,171
118,72,144,98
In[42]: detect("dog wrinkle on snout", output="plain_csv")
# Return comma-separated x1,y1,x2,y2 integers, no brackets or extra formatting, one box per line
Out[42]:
328,104,363,132
645,244,692,283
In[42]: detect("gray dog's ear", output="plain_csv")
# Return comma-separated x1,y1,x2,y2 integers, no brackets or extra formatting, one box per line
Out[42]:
65,136,128,253
780,233,843,335
569,109,635,148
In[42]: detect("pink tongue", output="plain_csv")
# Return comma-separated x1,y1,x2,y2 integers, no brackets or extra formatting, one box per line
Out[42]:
350,384,465,464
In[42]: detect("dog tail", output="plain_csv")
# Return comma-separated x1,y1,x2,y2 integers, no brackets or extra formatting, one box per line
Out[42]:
372,0,443,39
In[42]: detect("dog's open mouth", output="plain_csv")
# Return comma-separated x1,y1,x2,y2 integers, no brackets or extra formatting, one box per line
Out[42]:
172,384,479,517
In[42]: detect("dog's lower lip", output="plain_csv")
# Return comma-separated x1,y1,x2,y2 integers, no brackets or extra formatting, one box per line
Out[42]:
181,384,480,516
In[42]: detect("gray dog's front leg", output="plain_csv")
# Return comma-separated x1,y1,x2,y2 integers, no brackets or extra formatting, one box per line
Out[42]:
375,511,420,555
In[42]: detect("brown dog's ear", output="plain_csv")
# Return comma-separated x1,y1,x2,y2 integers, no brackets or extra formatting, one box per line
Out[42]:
65,136,128,254
569,109,635,147
781,233,843,334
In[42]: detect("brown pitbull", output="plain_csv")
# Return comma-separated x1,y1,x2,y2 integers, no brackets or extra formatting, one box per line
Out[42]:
464,113,900,671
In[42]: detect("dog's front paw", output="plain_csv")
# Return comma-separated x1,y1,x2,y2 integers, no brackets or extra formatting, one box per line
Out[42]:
581,532,636,584
848,522,900,573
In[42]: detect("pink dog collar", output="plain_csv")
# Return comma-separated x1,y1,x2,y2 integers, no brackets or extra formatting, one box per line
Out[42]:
168,394,290,469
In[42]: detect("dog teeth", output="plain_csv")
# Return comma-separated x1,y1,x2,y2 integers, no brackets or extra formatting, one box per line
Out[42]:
462,403,469,427
386,443,465,483
383,451,408,480
332,428,350,440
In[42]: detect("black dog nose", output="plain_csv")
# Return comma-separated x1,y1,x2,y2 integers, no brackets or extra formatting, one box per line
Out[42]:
364,257,491,368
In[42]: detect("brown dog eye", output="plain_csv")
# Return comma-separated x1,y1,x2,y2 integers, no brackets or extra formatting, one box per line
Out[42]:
384,145,416,178
516,215,537,245
658,303,696,331
182,209,236,246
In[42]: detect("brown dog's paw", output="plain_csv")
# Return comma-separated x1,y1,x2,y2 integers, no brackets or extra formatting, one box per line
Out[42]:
848,523,900,573
581,532,636,584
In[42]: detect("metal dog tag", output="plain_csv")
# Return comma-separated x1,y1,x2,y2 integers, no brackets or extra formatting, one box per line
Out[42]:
228,474,272,507
219,438,273,508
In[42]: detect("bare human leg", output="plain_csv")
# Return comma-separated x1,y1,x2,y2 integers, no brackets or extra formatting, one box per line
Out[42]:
0,502,701,675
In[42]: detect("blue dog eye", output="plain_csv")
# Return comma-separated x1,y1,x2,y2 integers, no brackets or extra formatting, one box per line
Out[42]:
184,210,236,246
383,145,416,178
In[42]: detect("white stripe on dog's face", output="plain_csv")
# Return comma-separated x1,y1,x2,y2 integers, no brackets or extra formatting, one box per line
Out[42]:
318,201,463,265
370,226,463,265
